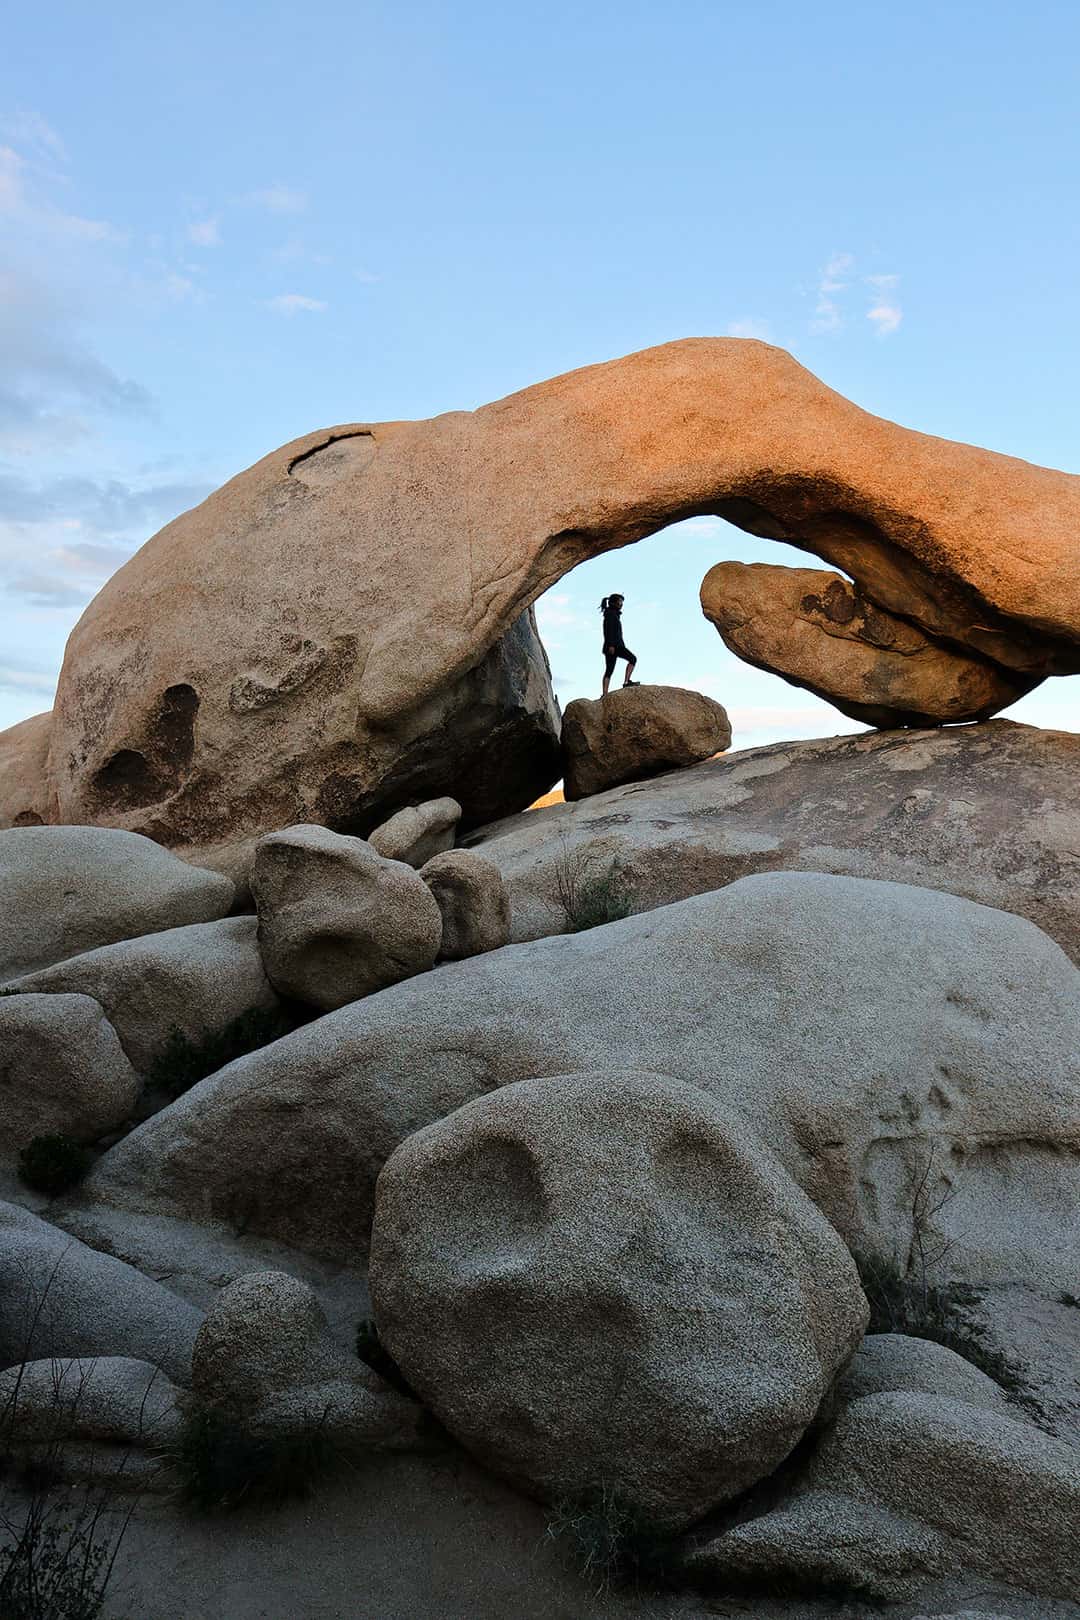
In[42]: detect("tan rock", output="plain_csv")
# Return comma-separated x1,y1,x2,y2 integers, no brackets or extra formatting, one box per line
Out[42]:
420,849,510,960
369,797,461,867
468,721,1080,961
701,562,1031,727
0,710,54,827
370,1071,867,1530
252,823,443,1010
43,339,1080,853
561,684,731,799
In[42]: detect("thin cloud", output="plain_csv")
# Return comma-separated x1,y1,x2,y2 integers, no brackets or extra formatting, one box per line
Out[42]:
249,185,307,214
188,218,220,247
265,293,327,314
354,269,381,285
0,144,116,240
726,318,773,341
3,110,68,165
865,273,902,336
0,659,57,698
810,251,854,334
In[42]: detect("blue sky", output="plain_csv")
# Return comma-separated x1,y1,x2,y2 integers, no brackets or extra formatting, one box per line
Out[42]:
2,1,1078,748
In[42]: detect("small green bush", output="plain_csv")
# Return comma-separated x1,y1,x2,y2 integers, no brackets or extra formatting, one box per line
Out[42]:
145,1005,300,1101
855,1252,1042,1416
17,1135,91,1197
546,1484,677,1595
173,1403,337,1513
355,1319,413,1396
553,845,634,933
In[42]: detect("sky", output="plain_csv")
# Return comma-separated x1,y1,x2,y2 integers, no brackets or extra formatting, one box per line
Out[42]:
1,0,1078,750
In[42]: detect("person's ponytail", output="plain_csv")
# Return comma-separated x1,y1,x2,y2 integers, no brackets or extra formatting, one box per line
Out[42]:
599,596,609,614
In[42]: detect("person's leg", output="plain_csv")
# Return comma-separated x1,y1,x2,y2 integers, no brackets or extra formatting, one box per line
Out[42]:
621,647,637,685
602,647,616,696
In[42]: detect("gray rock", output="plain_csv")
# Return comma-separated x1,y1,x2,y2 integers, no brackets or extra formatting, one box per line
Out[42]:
0,1354,183,1447
192,1270,424,1449
561,684,731,800
82,873,1080,1288
0,825,234,982
685,1391,1080,1603
252,823,443,1011
369,797,461,868
0,1202,202,1382
421,849,510,960
838,1334,1019,1418
0,993,140,1153
467,720,1080,960
12,917,279,1074
370,1070,867,1530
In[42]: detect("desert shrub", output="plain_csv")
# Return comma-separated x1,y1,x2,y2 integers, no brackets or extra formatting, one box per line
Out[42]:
0,1513,113,1620
173,1402,337,1512
553,845,633,933
854,1252,1042,1415
17,1136,91,1198
145,1005,300,1101
546,1483,677,1595
355,1319,413,1396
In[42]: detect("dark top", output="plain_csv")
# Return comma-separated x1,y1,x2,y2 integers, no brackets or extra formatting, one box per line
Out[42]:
602,605,623,647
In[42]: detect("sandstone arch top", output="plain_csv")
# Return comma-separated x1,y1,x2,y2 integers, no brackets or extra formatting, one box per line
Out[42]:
32,337,1080,850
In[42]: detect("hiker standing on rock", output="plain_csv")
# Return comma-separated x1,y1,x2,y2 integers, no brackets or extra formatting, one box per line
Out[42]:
600,593,638,696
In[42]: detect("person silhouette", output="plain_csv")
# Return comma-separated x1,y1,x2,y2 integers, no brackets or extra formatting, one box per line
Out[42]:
600,593,638,696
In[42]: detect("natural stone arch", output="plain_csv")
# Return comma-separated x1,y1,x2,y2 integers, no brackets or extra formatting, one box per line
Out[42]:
37,338,1080,851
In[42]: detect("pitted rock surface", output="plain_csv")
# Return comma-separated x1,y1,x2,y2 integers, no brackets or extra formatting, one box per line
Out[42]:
370,1070,867,1530
701,561,1031,727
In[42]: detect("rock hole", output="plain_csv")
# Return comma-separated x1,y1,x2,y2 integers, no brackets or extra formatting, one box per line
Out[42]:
91,683,200,811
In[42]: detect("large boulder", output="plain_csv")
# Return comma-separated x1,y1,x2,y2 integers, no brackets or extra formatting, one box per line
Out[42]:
252,824,443,1011
0,825,234,982
560,685,730,799
420,849,510,960
0,1202,202,1382
467,721,1080,960
370,1071,867,1530
81,874,1080,1289
700,562,1031,727
368,796,461,868
11,916,279,1075
192,1270,424,1450
686,1391,1080,1604
0,992,140,1152
40,339,1080,854
0,710,54,828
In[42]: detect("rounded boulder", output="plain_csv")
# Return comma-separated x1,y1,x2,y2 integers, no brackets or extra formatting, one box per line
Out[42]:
370,1070,868,1530
561,685,731,800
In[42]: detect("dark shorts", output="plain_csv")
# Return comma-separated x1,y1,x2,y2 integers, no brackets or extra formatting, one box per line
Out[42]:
604,642,635,678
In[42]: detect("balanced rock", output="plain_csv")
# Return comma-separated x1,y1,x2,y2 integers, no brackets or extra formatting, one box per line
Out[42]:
81,873,1080,1288
686,1391,1080,1604
40,338,1080,855
700,562,1031,727
369,796,461,867
0,1202,202,1382
0,710,53,828
421,849,510,960
370,1071,867,1529
561,684,731,799
467,721,1080,962
0,825,234,982
0,992,140,1151
11,916,278,1075
192,1270,424,1449
252,824,442,1011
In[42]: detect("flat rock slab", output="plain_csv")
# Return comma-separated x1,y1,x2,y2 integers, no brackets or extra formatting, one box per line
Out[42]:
467,721,1080,963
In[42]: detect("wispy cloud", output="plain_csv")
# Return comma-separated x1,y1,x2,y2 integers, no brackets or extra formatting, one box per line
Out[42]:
0,144,118,241
0,659,57,698
354,268,381,285
265,293,327,315
726,317,773,342
810,252,854,334
248,185,307,214
865,272,902,336
3,110,67,165
187,217,220,247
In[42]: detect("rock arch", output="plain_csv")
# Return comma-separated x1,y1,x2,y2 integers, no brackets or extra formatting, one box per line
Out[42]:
32,338,1080,851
